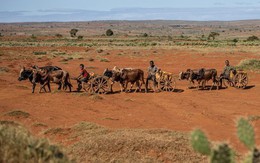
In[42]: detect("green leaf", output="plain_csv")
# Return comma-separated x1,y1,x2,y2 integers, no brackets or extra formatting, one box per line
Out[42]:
237,118,255,150
191,129,211,155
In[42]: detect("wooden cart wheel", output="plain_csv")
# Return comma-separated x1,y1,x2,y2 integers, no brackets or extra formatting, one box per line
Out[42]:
82,82,93,93
159,77,176,92
91,76,109,94
222,79,234,88
234,73,248,89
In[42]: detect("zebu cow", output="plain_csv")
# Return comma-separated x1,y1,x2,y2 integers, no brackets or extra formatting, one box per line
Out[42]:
32,69,72,93
179,69,200,88
103,67,142,92
103,68,120,92
18,66,61,93
179,68,219,90
110,69,146,93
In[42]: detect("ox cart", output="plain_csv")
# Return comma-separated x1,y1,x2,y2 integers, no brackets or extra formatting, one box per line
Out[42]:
148,69,176,92
72,72,110,94
223,70,248,89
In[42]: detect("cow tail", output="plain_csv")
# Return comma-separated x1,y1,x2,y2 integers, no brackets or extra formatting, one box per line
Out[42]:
142,72,145,84
67,73,73,88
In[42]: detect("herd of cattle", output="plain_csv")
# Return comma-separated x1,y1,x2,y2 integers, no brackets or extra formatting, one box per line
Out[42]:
18,65,224,94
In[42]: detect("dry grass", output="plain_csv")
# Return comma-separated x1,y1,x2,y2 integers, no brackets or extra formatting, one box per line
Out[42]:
0,67,9,73
89,94,103,100
0,122,70,163
4,110,30,118
32,122,48,128
44,127,68,135
66,122,206,162
99,58,110,62
15,85,30,90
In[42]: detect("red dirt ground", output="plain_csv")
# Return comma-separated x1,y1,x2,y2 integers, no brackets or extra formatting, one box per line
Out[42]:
0,46,260,153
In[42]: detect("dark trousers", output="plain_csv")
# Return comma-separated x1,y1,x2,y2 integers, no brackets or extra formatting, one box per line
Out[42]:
145,75,157,90
77,78,88,91
219,73,231,87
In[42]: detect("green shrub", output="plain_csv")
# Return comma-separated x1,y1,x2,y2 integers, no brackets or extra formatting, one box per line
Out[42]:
208,32,220,40
106,29,114,36
232,38,239,43
236,59,260,70
70,28,78,37
247,35,259,41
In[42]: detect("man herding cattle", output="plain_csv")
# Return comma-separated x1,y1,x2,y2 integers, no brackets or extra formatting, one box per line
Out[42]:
219,60,236,88
145,60,158,92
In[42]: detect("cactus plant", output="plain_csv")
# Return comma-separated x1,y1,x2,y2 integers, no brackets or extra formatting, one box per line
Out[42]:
191,118,258,163
253,148,260,163
191,129,211,155
210,143,234,163
237,118,255,150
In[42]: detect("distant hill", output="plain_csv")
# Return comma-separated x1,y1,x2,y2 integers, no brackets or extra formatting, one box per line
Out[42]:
0,7,260,22
0,20,259,39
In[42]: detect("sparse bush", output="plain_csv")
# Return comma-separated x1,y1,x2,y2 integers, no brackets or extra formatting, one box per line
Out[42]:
100,58,110,62
151,42,157,46
236,59,260,70
106,29,114,36
31,34,37,39
142,33,148,37
247,35,259,41
33,51,47,55
0,123,70,162
88,58,94,62
168,35,173,41
4,110,30,118
70,28,78,37
77,35,83,40
208,32,220,40
0,67,9,73
55,33,63,38
97,49,103,53
232,38,239,43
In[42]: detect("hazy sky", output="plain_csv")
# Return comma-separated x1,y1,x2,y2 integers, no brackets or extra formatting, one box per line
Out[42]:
2,0,260,11
1,0,260,22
